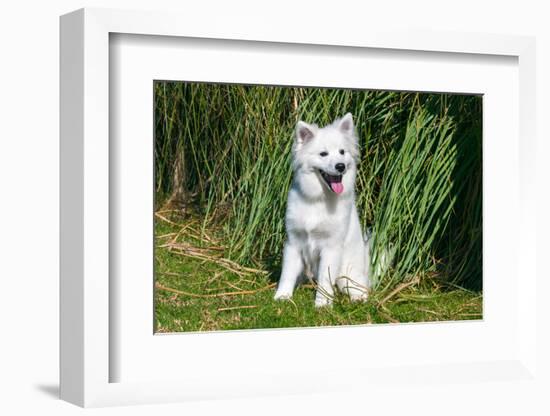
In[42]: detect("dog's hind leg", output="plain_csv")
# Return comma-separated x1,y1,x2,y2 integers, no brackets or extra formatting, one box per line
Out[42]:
337,250,369,302
274,243,303,300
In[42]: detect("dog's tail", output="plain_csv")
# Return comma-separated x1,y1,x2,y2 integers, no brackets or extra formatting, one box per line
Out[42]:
364,228,394,287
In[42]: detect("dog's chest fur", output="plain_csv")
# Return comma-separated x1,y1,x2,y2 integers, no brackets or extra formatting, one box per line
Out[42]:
286,187,352,248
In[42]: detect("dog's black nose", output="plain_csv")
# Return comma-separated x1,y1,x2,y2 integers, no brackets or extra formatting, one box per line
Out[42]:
335,163,346,173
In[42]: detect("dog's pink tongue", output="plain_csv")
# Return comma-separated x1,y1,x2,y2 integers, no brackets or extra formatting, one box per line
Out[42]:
331,182,344,194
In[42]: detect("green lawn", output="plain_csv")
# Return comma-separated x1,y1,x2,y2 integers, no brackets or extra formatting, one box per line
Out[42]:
154,213,482,333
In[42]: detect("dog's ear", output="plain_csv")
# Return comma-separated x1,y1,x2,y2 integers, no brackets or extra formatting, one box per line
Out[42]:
295,121,317,147
338,113,354,135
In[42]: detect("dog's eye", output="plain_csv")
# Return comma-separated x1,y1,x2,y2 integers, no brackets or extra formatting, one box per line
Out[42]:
319,151,328,157
339,149,345,155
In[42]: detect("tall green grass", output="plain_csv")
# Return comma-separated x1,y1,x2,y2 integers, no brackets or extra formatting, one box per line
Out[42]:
154,82,482,290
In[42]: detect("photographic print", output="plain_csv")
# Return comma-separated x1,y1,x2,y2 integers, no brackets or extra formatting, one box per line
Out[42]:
153,82,482,332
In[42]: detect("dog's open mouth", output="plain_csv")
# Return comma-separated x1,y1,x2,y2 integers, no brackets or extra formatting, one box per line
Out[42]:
319,170,344,194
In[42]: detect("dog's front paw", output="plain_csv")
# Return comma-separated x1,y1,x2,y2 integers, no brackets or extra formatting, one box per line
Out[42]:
349,290,369,303
349,292,369,302
314,294,333,308
274,289,292,301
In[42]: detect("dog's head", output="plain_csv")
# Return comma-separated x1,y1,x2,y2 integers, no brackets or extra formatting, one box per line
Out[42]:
292,113,360,197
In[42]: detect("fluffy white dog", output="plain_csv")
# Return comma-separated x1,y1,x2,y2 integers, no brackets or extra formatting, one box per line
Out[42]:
274,113,371,307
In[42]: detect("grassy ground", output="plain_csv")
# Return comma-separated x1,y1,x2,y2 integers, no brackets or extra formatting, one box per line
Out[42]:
154,212,482,333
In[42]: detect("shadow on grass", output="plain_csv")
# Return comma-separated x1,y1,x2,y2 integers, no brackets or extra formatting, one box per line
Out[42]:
261,254,282,285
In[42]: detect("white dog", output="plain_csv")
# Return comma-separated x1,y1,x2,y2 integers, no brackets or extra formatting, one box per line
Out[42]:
274,113,371,307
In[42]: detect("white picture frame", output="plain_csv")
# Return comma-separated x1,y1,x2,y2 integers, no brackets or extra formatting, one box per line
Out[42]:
60,7,538,408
